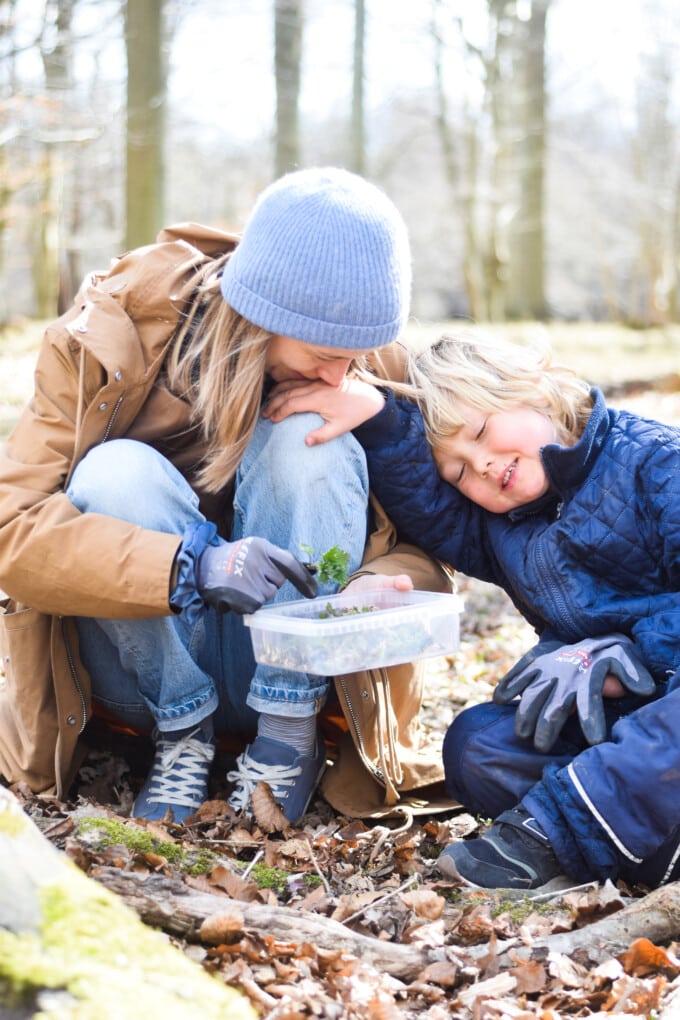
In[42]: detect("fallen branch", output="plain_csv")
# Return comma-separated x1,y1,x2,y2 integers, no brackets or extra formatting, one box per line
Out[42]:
93,864,680,982
464,881,680,969
92,866,434,980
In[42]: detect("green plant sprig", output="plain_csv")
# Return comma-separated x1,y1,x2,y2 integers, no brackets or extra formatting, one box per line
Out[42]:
300,544,351,587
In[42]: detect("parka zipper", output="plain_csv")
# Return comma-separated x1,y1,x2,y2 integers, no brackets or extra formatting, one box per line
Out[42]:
61,618,88,733
338,673,385,783
101,394,125,443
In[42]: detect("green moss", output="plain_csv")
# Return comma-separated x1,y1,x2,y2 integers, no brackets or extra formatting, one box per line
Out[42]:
77,817,216,874
249,862,290,896
489,896,555,922
0,865,254,1019
0,811,28,837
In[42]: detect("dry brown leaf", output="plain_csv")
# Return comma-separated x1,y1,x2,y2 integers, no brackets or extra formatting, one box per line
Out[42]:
363,992,403,1019
401,889,446,920
141,819,179,843
336,819,370,842
206,863,261,902
457,902,496,944
331,890,384,922
199,906,245,944
189,798,235,823
277,837,313,861
418,959,459,987
603,973,668,1015
508,955,548,995
618,936,680,977
547,951,590,988
251,781,292,833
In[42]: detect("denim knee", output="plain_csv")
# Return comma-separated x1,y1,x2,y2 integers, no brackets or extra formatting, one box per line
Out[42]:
242,413,368,496
67,439,199,530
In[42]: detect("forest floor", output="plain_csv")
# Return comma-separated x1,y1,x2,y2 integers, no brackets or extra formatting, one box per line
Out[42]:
3,321,680,1017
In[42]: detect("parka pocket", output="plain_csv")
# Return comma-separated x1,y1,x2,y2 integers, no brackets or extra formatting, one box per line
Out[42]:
0,597,58,783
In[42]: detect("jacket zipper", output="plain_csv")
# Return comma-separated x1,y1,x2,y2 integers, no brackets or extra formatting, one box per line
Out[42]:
101,394,125,443
533,540,583,641
338,674,385,783
61,618,88,733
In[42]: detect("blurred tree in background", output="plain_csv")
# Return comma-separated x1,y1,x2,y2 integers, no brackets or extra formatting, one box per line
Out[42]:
125,0,167,250
0,0,678,327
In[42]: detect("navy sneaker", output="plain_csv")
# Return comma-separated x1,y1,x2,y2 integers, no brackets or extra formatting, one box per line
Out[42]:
438,806,571,892
132,720,215,823
227,735,327,824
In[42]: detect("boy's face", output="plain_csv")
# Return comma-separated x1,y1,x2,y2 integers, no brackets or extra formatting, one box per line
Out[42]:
432,404,556,514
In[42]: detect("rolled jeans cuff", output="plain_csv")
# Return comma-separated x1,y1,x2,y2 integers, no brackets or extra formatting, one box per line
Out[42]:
246,677,329,718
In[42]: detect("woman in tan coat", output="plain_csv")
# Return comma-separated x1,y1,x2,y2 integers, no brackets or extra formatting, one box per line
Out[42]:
0,167,448,825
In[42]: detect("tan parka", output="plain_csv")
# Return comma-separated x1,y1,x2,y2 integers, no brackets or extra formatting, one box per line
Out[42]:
0,224,454,817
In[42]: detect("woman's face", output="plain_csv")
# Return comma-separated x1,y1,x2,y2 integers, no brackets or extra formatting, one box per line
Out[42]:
265,335,366,387
433,403,557,514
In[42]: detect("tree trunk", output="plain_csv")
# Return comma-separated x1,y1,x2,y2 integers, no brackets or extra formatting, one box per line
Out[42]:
274,0,303,177
0,787,254,1018
33,0,76,319
125,0,166,250
350,0,366,174
505,0,549,320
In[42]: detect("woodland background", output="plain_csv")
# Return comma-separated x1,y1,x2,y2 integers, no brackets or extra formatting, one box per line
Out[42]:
1,0,680,331
6,3,680,1017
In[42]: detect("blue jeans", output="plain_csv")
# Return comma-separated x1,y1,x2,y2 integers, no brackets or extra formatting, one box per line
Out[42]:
66,413,369,735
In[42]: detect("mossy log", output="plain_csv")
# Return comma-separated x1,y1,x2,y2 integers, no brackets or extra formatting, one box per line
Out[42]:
0,786,254,1020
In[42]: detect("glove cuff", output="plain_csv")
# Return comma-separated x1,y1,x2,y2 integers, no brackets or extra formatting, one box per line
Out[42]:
170,520,220,617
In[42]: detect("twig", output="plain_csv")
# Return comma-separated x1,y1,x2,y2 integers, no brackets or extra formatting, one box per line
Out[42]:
306,837,331,894
343,873,421,924
242,849,264,879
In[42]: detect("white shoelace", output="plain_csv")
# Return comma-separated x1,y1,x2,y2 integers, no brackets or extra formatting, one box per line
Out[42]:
226,749,302,811
147,731,215,809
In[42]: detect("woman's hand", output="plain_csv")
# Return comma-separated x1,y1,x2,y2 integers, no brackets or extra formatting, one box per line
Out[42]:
263,378,385,446
343,572,414,595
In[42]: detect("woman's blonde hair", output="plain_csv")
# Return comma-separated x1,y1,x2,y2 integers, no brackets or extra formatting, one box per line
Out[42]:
166,254,272,493
406,331,593,447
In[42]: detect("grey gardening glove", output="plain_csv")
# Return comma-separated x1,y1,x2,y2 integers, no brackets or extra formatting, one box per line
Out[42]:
493,634,656,752
172,521,318,617
197,536,318,614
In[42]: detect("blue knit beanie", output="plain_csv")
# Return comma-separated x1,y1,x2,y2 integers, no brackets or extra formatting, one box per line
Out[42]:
220,167,411,349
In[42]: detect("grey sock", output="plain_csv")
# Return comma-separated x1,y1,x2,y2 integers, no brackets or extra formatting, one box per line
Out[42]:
257,713,317,756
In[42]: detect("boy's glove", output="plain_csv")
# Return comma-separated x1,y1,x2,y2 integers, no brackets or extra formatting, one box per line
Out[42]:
493,634,656,752
172,521,318,617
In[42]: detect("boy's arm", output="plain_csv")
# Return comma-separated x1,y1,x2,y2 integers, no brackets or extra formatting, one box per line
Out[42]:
353,390,496,580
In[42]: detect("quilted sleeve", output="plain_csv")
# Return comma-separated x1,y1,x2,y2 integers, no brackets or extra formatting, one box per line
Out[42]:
624,421,680,677
353,391,500,581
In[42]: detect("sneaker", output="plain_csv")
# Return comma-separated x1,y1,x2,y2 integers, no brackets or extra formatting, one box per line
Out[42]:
437,806,570,892
132,721,215,823
227,735,327,824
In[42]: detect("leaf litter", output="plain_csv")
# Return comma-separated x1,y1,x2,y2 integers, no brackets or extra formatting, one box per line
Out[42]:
7,571,680,1017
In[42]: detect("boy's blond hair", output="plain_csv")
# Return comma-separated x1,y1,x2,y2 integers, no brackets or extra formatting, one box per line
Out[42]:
405,332,593,448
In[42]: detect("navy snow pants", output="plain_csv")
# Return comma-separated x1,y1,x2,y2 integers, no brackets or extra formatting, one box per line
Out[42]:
442,680,680,886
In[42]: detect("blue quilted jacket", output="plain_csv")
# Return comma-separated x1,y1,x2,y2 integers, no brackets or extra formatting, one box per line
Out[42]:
355,387,680,683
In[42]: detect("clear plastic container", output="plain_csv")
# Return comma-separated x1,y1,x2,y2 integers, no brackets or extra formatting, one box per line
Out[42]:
244,590,464,675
